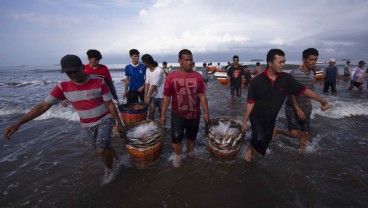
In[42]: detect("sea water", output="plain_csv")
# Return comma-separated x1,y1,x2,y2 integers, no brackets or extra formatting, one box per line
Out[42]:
0,64,367,207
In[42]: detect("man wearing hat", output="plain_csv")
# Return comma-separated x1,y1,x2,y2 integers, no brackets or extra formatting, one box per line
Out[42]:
322,59,340,92
348,61,367,91
3,55,124,184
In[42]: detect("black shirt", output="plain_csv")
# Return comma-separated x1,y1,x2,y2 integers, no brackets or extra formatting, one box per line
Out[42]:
227,65,244,87
247,70,306,121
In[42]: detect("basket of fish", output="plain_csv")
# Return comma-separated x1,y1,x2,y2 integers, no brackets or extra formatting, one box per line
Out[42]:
121,120,164,167
205,118,244,158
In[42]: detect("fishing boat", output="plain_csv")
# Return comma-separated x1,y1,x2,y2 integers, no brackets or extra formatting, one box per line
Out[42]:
314,69,323,80
214,71,228,85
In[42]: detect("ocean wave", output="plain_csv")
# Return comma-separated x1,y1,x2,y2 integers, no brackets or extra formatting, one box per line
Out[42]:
0,105,79,122
0,80,57,87
312,99,368,119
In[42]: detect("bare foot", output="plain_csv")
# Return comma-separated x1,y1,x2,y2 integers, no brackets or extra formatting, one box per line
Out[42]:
299,138,307,150
272,128,278,141
244,144,253,162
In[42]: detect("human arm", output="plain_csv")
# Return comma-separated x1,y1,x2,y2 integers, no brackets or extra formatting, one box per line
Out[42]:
199,93,209,123
159,96,171,126
123,76,130,99
303,89,329,111
290,95,305,120
242,102,255,132
104,100,124,133
358,70,368,83
3,101,52,139
145,84,157,104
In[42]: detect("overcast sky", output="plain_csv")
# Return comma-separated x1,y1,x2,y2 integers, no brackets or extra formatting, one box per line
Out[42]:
0,0,367,66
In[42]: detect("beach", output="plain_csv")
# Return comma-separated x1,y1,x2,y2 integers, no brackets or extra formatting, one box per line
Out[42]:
0,64,367,207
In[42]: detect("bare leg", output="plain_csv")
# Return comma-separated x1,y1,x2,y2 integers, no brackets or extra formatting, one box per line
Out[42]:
244,143,255,162
97,147,114,169
149,103,155,121
186,139,195,156
299,131,309,150
172,143,183,168
272,128,299,141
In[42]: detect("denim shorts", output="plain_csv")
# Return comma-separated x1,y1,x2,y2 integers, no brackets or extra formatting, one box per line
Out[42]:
83,116,115,149
170,112,200,144
149,97,163,113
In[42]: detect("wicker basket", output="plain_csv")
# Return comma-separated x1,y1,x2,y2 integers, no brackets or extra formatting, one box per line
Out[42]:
126,140,163,167
205,118,244,158
121,120,164,167
118,102,148,126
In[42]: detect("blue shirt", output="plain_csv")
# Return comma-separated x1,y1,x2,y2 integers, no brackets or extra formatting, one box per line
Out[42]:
125,63,146,91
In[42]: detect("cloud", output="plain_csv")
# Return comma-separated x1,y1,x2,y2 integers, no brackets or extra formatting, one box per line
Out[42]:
0,0,367,65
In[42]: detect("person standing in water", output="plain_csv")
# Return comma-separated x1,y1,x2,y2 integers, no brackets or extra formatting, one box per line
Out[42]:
160,49,209,168
227,55,245,99
322,59,340,93
123,49,146,104
242,49,329,162
272,48,320,150
142,54,165,121
3,55,124,183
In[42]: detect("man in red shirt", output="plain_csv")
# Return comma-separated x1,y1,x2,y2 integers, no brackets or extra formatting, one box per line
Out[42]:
84,49,119,103
160,49,209,168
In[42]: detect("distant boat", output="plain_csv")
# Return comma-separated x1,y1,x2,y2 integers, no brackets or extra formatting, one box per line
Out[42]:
250,59,263,62
16,64,26,67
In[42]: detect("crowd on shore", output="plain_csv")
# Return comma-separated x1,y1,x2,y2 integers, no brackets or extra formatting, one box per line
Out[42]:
2,47,367,184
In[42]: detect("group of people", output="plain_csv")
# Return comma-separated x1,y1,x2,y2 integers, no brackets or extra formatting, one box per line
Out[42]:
3,47,338,182
320,59,368,92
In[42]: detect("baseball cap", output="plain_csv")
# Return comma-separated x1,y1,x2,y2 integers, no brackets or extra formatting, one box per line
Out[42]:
329,59,336,63
358,61,366,65
60,54,83,73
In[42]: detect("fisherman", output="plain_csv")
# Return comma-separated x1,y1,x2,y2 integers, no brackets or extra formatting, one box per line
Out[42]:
123,49,146,104
142,54,164,121
3,55,124,183
242,49,329,162
227,55,245,99
272,48,320,150
347,61,367,91
322,59,339,93
160,49,209,168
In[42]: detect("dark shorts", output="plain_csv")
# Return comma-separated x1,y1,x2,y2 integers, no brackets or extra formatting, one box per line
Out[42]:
149,97,163,113
351,81,362,88
127,90,145,104
285,105,311,132
250,114,275,155
230,85,241,96
84,116,114,149
171,112,200,144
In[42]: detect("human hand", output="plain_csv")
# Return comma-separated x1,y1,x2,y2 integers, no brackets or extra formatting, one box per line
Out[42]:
3,124,20,139
296,108,306,120
203,113,209,124
242,120,248,132
160,115,166,126
62,100,68,107
144,97,150,104
320,99,329,111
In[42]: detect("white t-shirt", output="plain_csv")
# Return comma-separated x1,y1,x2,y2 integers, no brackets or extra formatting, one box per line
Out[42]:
145,66,164,98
